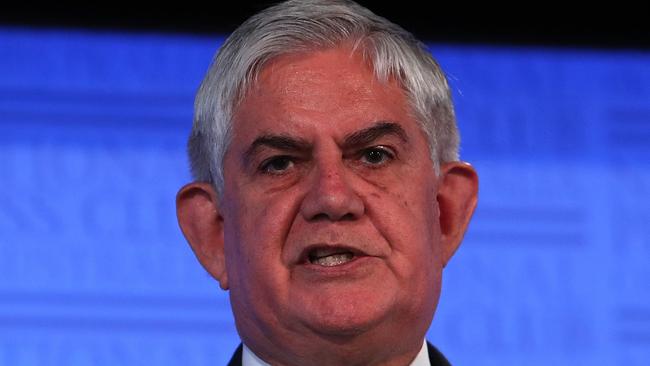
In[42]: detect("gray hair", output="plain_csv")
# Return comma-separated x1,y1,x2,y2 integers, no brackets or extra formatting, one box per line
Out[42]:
189,0,459,196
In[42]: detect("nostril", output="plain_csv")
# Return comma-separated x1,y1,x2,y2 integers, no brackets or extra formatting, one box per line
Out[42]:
311,213,330,221
305,206,360,222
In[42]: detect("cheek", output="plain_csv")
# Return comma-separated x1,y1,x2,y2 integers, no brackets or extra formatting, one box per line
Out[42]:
366,178,441,275
222,188,300,282
378,186,437,242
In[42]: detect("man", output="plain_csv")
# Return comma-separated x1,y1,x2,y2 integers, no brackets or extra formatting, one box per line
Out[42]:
176,1,478,365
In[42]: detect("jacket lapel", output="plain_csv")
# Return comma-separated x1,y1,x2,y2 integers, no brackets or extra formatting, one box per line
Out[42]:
227,344,243,366
427,341,451,366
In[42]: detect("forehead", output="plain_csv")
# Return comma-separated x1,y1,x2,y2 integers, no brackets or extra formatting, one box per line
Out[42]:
230,46,418,141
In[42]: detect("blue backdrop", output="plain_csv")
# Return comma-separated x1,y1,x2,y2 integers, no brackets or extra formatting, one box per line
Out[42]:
1,27,649,365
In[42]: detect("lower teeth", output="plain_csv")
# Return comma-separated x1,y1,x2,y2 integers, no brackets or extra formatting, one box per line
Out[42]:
313,253,354,267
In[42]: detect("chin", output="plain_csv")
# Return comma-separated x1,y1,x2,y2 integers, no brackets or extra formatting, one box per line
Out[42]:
293,290,398,339
306,314,378,338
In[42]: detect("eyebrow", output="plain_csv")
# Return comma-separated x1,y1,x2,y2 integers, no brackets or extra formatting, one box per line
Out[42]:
243,121,408,163
342,121,408,148
243,134,311,164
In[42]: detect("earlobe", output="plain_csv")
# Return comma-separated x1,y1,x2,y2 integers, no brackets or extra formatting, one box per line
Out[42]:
437,162,479,267
176,182,229,290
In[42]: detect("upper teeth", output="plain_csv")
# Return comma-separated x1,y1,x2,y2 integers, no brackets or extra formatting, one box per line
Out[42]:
308,248,355,267
311,253,354,267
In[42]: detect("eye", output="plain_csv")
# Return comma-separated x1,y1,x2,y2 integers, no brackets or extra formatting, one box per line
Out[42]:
259,156,294,174
360,146,394,166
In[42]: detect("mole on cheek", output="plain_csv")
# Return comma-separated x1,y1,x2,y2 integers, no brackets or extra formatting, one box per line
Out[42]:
390,192,409,208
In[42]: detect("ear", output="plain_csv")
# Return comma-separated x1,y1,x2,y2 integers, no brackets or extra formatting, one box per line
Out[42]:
176,182,229,290
437,162,478,267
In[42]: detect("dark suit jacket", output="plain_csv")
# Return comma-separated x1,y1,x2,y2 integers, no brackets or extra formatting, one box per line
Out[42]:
227,341,451,366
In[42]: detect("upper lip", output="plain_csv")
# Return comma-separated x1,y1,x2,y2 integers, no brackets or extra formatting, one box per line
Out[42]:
298,244,368,264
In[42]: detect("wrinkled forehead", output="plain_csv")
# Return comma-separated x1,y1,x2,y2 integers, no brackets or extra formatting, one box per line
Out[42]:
257,51,390,99
234,41,404,110
229,47,416,142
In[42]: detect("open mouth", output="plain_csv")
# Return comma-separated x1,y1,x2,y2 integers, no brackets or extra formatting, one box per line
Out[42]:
306,246,360,267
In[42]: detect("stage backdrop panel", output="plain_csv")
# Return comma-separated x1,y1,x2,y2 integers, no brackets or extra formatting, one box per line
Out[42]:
1,27,648,365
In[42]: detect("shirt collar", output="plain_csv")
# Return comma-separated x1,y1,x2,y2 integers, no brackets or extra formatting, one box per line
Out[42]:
242,340,429,366
410,340,431,366
242,344,271,366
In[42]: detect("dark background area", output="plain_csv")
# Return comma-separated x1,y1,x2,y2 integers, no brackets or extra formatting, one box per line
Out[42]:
2,2,649,49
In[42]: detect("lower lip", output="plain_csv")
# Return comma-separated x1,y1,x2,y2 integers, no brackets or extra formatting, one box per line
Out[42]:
297,255,377,279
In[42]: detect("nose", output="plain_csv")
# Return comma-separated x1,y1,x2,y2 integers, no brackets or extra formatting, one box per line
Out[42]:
300,160,365,222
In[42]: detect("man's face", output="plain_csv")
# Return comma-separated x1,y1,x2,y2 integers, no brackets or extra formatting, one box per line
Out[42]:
175,44,476,363
219,46,446,353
